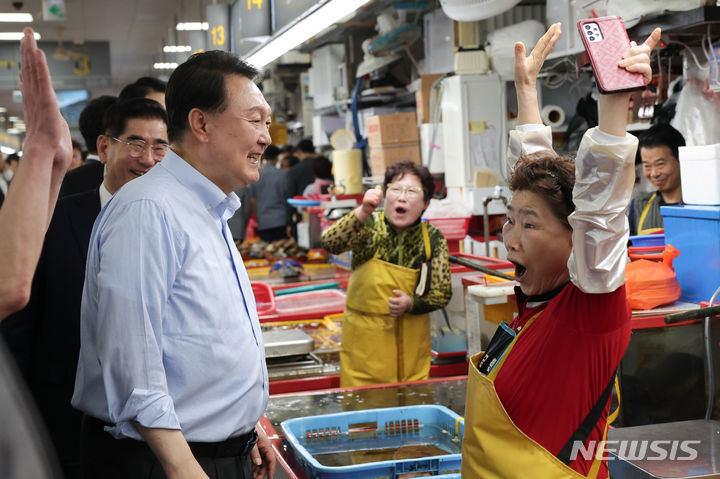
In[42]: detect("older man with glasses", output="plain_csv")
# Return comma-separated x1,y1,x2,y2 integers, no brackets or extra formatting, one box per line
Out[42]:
1,97,168,479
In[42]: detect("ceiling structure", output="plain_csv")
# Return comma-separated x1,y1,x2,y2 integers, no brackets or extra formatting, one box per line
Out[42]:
0,0,211,120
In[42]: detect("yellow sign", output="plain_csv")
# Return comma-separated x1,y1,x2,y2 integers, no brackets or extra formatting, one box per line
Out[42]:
211,25,226,46
73,53,90,76
470,121,487,134
247,0,263,9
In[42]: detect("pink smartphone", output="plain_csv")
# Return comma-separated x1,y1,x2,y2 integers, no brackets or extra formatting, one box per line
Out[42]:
577,16,645,94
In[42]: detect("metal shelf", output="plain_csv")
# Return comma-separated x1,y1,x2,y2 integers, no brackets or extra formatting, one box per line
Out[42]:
628,6,720,42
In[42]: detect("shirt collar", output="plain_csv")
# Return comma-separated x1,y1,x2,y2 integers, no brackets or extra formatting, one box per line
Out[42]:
99,181,113,209
161,149,241,221
85,154,101,163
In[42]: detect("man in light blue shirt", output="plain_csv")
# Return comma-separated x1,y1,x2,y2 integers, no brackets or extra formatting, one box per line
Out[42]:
72,51,275,479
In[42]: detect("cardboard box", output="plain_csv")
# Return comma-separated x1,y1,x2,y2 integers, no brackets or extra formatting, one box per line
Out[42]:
415,73,443,124
366,112,419,148
269,122,288,146
369,143,421,176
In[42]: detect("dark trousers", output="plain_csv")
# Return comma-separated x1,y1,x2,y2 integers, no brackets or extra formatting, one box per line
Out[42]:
80,415,256,479
258,226,288,243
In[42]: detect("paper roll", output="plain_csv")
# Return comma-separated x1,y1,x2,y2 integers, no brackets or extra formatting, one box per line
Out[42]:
541,104,566,128
331,149,363,194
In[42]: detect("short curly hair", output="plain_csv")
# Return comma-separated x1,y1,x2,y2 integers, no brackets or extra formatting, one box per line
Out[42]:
508,152,575,230
383,161,435,202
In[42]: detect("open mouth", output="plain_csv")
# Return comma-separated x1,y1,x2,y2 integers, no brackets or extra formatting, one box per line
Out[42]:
395,206,407,215
510,260,526,279
130,169,146,177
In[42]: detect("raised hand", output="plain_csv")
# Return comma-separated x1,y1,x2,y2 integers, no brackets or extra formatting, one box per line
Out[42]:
356,185,384,222
514,23,562,92
598,27,661,136
20,27,73,175
619,27,662,86
514,23,562,125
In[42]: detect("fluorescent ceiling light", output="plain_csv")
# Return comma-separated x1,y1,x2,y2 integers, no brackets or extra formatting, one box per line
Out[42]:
176,22,208,31
0,31,40,41
6,128,20,135
245,0,372,69
153,62,178,70
0,146,16,154
163,45,192,53
0,13,33,22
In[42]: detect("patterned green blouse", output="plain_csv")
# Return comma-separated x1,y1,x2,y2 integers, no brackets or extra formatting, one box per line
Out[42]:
322,210,452,315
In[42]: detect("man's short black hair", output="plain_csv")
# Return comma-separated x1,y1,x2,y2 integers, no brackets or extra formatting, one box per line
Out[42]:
103,98,168,139
263,144,281,161
296,138,314,154
6,153,19,165
639,123,686,161
119,76,167,101
79,95,118,154
165,50,259,143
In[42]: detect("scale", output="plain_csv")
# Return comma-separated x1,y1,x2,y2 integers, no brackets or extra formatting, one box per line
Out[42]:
262,328,340,381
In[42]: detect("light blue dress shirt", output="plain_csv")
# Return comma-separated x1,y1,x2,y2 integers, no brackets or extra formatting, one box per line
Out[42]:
72,150,268,442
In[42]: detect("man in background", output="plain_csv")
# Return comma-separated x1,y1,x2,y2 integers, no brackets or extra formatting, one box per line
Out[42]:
285,138,316,237
251,145,289,242
59,95,116,197
119,76,167,107
630,123,685,235
1,98,168,479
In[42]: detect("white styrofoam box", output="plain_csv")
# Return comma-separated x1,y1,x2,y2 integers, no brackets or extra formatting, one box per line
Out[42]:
309,44,344,110
464,186,511,216
312,114,346,147
464,237,508,260
465,283,516,355
679,143,720,205
419,123,445,173
546,0,582,52
296,222,310,249
423,8,454,75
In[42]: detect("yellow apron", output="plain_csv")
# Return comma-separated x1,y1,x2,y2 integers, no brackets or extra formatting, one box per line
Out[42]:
637,192,663,235
340,219,431,387
461,312,617,479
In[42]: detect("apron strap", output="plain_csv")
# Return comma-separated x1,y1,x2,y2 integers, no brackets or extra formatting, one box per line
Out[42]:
421,221,431,262
556,367,618,465
637,192,663,235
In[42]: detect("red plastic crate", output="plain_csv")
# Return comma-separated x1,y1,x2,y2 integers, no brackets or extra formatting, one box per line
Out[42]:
251,282,276,316
426,217,470,240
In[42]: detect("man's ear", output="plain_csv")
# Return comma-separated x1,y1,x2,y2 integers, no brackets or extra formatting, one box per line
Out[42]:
187,108,209,143
97,135,109,165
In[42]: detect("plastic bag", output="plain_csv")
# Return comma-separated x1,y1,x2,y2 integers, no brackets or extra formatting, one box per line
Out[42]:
624,244,682,310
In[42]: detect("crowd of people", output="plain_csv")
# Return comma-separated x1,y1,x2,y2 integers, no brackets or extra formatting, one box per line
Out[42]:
0,16,672,479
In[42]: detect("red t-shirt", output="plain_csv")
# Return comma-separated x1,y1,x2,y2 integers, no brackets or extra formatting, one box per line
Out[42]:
494,282,631,477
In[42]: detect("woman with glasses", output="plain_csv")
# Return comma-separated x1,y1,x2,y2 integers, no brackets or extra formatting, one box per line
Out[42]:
322,161,452,387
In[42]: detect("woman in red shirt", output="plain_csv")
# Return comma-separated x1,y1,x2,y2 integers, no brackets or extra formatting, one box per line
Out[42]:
461,23,661,478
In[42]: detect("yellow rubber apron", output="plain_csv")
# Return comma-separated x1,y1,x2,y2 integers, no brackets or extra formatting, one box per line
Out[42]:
462,311,618,479
340,219,431,387
637,192,663,235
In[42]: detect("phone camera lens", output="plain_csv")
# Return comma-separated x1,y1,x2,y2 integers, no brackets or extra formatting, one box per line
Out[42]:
585,25,591,29
589,36,595,41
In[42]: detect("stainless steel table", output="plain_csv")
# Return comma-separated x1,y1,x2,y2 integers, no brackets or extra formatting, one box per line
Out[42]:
609,420,720,478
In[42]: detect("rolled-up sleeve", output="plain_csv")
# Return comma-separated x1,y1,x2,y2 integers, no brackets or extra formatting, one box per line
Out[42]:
568,128,637,294
94,199,181,439
507,124,555,174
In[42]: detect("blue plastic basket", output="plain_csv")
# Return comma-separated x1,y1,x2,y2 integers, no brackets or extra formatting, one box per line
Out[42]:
628,233,665,247
281,405,464,479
